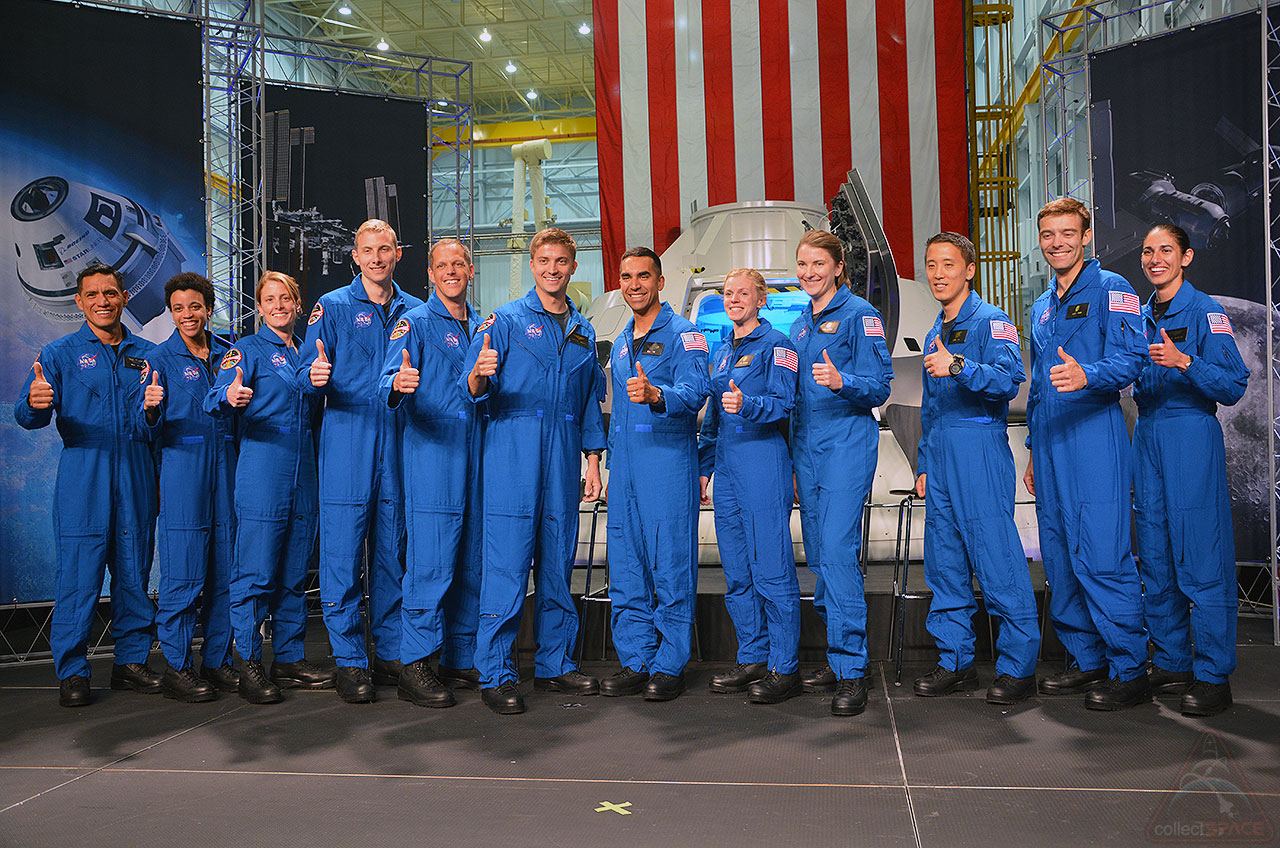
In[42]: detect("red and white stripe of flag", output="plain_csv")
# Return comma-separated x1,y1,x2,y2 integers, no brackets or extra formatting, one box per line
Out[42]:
773,346,799,371
1207,312,1234,336
594,0,969,289
682,331,709,351
863,315,885,338
990,319,1020,344
1108,290,1141,315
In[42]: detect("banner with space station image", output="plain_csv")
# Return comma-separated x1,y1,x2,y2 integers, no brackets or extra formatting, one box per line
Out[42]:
1,0,205,603
1088,11,1268,568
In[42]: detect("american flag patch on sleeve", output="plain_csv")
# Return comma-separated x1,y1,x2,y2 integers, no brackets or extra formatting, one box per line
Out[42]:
862,315,885,338
990,320,1020,344
1207,312,1234,336
773,347,798,372
681,331,708,352
1108,290,1141,315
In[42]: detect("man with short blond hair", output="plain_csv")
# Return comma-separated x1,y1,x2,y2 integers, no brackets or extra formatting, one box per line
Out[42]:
298,219,424,703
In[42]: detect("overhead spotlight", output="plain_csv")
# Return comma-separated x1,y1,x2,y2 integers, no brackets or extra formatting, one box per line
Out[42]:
437,100,449,107
578,22,591,35
376,38,389,50
337,5,352,14
479,28,492,42
505,61,517,73
525,89,537,100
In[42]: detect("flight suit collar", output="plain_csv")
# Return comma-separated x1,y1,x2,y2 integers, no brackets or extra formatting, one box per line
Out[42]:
933,290,982,333
161,327,225,359
1146,278,1196,319
427,291,477,323
735,318,774,344
73,320,135,350
255,322,293,347
624,301,675,340
521,286,582,321
1053,258,1100,306
348,274,406,310
808,286,851,323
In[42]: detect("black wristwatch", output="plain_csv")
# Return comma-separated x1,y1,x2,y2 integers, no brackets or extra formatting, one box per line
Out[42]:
948,354,966,377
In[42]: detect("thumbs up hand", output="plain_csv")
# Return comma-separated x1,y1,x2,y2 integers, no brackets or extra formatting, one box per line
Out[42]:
393,348,420,393
1148,328,1191,371
473,333,498,378
27,361,54,410
923,334,953,378
722,378,745,414
144,369,164,410
227,366,254,407
1049,345,1087,392
309,338,332,387
626,362,661,404
812,348,844,391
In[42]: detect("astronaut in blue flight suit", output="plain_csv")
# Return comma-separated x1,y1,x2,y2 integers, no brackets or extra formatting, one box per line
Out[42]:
147,272,238,703
1132,223,1249,717
911,233,1040,705
789,230,893,717
378,237,484,709
16,264,162,707
206,271,332,705
462,227,606,715
1024,198,1150,711
298,219,424,704
698,268,801,704
600,246,710,702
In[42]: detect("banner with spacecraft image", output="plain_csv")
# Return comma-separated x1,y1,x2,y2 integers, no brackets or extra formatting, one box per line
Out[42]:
0,0,204,603
1089,11,1269,570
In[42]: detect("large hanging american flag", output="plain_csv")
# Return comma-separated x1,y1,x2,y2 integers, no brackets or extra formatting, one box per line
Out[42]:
594,0,970,288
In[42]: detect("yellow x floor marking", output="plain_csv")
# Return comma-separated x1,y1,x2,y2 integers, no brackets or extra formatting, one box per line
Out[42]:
595,801,633,815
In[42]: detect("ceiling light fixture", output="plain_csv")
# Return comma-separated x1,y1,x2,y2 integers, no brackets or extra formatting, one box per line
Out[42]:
376,38,389,50
525,89,537,100
505,61,517,73
579,23,591,35
337,5,352,14
479,28,492,42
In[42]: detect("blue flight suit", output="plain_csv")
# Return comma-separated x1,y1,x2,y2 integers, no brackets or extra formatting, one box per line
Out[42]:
15,324,159,681
916,291,1039,678
1026,258,1148,681
1133,281,1248,684
206,325,317,664
150,329,237,672
297,276,424,668
607,303,710,677
698,320,800,673
460,289,606,687
378,294,484,669
789,287,893,679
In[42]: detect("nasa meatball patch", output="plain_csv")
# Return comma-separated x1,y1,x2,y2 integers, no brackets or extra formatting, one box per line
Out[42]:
78,353,98,370
308,303,324,326
354,311,373,328
220,348,243,371
390,318,411,341
525,323,544,339
445,332,460,348
183,365,201,382
270,352,287,368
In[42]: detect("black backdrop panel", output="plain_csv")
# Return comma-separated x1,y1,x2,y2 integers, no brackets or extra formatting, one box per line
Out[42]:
1089,13,1267,562
262,85,428,309
0,0,205,602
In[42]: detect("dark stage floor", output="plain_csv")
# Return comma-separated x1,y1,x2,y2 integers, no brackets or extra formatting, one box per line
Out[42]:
2,619,1278,848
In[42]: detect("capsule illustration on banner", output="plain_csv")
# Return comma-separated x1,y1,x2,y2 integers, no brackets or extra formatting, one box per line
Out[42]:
10,175,189,327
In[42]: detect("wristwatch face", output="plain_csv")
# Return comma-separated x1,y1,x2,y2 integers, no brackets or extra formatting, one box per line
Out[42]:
948,355,964,376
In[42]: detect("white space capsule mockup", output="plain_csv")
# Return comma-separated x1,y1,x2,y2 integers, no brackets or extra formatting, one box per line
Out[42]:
10,176,189,326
